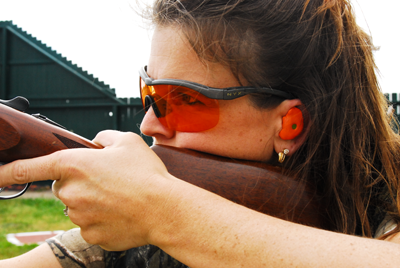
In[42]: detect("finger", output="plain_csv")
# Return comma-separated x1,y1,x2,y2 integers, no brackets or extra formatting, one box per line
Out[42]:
0,152,62,187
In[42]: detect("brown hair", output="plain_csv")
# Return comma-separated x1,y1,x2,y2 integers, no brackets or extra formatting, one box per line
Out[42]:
149,0,400,237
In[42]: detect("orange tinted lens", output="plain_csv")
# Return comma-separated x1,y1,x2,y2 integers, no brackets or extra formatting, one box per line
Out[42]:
140,78,152,110
140,79,219,132
162,86,219,132
140,79,169,117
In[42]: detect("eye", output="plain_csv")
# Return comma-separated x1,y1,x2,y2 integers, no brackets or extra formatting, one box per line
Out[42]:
170,87,206,106
178,92,203,105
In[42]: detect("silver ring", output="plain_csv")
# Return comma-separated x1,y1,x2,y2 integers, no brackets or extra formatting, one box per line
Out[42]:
63,206,69,217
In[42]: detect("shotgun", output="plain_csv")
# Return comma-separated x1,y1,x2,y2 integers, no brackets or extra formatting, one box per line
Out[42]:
0,97,329,229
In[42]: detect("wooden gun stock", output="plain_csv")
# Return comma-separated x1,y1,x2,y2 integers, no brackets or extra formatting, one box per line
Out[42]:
0,98,329,230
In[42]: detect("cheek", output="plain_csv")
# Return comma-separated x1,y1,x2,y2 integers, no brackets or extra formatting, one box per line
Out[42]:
215,107,276,160
177,123,274,161
171,101,277,161
217,103,266,135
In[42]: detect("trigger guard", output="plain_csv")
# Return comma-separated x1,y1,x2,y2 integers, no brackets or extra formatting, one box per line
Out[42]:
0,183,32,200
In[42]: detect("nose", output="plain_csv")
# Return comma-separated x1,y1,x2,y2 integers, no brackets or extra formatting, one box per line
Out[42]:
140,106,175,140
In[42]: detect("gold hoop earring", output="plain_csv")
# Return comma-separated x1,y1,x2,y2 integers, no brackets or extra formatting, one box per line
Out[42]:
278,149,289,163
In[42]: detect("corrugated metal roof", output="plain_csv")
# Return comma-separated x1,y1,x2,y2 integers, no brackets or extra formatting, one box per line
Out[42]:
0,20,124,104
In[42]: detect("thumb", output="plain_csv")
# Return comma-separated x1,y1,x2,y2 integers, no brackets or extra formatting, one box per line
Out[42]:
92,130,123,148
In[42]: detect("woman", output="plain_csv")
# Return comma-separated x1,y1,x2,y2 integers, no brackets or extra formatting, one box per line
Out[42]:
1,0,400,267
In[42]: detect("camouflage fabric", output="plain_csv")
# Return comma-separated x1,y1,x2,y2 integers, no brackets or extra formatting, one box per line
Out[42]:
46,228,190,268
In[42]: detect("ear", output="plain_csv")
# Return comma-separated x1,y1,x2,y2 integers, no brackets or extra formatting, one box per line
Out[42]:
274,99,309,156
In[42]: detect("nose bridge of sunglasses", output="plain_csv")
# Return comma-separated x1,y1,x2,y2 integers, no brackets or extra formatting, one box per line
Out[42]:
144,95,163,118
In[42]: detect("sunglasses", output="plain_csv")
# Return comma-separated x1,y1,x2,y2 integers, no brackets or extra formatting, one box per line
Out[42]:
139,66,295,132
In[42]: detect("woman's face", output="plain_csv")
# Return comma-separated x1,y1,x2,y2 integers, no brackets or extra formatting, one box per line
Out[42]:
140,27,284,162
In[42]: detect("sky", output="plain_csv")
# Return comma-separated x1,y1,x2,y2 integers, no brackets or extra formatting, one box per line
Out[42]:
0,0,398,98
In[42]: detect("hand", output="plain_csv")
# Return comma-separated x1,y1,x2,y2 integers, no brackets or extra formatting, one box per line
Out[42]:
0,130,176,251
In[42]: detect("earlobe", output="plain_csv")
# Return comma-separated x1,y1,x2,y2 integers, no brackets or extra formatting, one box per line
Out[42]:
279,107,304,140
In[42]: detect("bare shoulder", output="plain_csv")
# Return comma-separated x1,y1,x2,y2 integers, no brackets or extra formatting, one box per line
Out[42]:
0,243,61,268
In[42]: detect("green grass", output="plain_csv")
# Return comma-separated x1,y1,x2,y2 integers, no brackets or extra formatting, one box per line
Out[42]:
0,198,78,259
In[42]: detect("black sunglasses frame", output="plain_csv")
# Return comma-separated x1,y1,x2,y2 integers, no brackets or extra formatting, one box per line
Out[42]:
139,66,295,100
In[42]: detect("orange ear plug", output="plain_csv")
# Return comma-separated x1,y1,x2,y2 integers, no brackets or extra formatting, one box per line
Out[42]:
279,107,304,140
